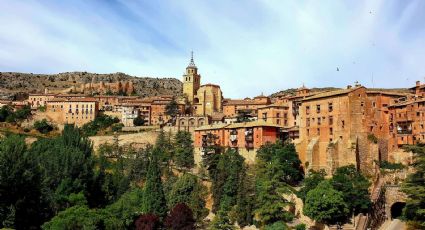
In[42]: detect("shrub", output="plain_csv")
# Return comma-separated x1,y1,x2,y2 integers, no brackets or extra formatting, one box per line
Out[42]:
133,116,145,126
111,123,124,132
34,119,53,134
367,134,378,144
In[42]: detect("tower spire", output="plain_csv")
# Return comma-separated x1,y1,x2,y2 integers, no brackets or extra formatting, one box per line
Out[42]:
188,51,196,68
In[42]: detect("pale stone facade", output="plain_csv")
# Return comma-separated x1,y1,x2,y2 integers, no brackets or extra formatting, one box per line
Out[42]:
193,84,223,116
28,94,57,109
46,97,98,126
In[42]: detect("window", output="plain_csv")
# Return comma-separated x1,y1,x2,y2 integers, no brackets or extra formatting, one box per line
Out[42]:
330,127,333,135
307,129,310,136
328,102,333,112
317,128,320,135
342,120,345,128
318,117,321,125
306,118,310,127
372,102,376,108
316,105,321,113
306,106,310,115
277,113,280,118
329,116,333,125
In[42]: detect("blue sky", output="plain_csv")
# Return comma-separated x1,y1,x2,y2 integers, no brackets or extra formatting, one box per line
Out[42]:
1,0,425,98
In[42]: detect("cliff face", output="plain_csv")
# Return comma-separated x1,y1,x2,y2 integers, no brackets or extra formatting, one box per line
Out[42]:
0,72,182,99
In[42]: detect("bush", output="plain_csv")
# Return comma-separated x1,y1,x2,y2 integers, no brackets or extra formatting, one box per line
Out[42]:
80,115,119,136
111,123,124,132
34,119,53,134
376,160,405,170
367,134,378,144
133,116,145,126
23,128,30,132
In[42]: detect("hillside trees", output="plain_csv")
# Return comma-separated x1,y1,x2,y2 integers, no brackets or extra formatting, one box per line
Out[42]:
303,180,349,226
402,144,425,228
0,135,46,229
142,153,167,217
173,131,195,170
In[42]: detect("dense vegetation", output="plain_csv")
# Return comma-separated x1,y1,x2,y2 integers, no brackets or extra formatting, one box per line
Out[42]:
80,114,120,136
0,105,31,123
0,128,204,229
402,144,425,229
0,122,382,229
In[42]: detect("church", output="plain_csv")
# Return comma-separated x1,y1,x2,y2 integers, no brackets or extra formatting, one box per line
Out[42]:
182,53,223,117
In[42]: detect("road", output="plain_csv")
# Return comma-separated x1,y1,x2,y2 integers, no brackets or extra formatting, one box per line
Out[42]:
385,219,406,230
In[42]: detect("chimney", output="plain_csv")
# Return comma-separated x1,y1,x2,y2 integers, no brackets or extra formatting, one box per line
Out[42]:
347,85,352,89
416,81,421,86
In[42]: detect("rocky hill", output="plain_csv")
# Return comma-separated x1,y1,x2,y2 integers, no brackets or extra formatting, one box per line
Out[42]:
0,72,182,99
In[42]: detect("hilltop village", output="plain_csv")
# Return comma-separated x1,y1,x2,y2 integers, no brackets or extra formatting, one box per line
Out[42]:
1,54,420,175
1,54,424,230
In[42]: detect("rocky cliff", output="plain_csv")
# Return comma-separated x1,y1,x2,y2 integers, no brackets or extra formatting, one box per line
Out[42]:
0,72,182,99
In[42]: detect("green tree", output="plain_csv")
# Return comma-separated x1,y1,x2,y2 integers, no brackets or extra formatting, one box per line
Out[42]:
33,119,54,134
331,165,371,215
165,97,179,121
133,116,145,126
297,169,326,202
173,131,195,170
232,166,255,227
154,129,173,167
14,105,31,120
0,135,46,229
0,105,13,122
402,144,425,228
256,141,303,186
303,180,349,226
211,149,245,213
142,153,167,217
167,173,208,222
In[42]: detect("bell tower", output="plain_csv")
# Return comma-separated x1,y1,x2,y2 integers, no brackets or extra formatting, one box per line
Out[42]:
182,52,201,103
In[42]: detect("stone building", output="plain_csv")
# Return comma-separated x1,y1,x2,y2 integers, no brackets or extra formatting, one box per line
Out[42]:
28,93,57,109
223,95,271,119
193,84,223,116
182,53,223,117
45,97,98,126
183,52,201,104
193,121,287,164
297,84,407,174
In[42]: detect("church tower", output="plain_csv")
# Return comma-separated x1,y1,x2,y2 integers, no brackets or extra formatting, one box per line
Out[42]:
182,52,201,103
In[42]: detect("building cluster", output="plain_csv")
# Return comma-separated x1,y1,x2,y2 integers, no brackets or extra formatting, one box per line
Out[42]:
1,53,423,175
190,61,425,174
26,93,183,127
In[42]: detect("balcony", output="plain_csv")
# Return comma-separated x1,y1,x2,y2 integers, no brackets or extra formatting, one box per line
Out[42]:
397,130,412,135
245,135,253,141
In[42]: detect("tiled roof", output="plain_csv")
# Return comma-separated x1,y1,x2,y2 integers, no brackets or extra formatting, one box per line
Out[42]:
224,99,270,106
194,123,230,131
226,120,284,129
48,97,97,102
302,87,363,101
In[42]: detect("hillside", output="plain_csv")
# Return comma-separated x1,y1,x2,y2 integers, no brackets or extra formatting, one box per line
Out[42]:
0,72,182,99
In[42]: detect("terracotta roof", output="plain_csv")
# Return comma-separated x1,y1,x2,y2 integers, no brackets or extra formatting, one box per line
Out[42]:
366,90,410,97
389,98,425,107
200,83,220,88
257,104,289,110
226,120,284,129
302,87,364,101
194,123,230,131
48,97,97,102
224,99,270,106
29,93,57,96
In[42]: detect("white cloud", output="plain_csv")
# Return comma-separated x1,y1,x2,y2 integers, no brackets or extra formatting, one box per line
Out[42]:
0,0,424,98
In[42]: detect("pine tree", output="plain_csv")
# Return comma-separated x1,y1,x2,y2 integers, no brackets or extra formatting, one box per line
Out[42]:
174,131,195,170
142,153,167,217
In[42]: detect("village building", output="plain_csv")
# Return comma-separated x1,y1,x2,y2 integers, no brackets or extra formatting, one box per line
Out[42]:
45,97,98,126
27,93,57,109
222,95,271,120
182,53,223,117
193,121,287,165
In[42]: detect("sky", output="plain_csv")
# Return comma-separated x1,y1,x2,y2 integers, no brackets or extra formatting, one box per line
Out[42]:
0,0,425,98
